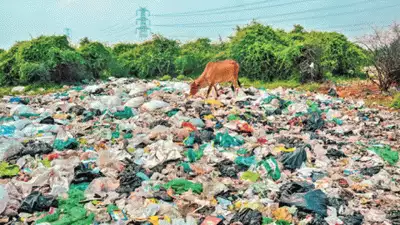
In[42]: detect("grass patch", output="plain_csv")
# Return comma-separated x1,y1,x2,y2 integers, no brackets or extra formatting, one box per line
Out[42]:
365,98,393,108
391,92,400,109
325,73,367,85
0,83,65,97
239,77,321,91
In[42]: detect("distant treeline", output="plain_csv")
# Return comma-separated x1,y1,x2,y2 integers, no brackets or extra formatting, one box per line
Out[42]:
0,22,368,85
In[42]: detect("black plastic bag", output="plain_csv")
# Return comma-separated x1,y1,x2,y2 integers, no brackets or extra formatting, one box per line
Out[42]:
309,215,329,225
40,116,55,124
326,149,347,160
279,182,328,216
280,146,308,170
328,87,338,97
149,120,171,129
117,162,150,194
19,192,57,213
303,112,325,132
72,163,103,184
360,165,383,176
153,187,173,202
215,160,244,178
328,197,347,213
339,212,364,225
387,210,400,225
196,128,215,143
230,208,262,225
21,140,53,157
69,105,85,116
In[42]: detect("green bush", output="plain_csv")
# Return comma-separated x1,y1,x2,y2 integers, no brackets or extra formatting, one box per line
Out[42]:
0,36,86,85
229,23,299,81
113,43,138,56
19,62,49,83
131,35,179,78
78,41,112,79
0,23,369,86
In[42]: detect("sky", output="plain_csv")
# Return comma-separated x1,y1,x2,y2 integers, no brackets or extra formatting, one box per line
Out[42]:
0,0,399,49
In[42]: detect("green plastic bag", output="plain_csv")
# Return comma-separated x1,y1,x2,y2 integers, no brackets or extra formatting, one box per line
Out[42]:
367,145,399,165
35,188,95,225
237,148,248,155
113,107,134,119
276,220,291,225
227,114,240,121
19,113,40,118
136,172,150,181
112,132,120,139
179,162,192,173
123,133,133,139
262,217,274,225
0,161,20,178
240,171,260,182
53,138,79,151
261,157,281,181
214,131,244,148
235,156,256,167
70,182,89,191
262,95,278,104
163,179,203,194
185,148,204,162
166,108,179,117
333,118,343,125
183,132,196,146
82,111,94,122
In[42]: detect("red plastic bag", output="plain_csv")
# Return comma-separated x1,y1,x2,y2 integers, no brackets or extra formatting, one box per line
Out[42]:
182,122,197,131
237,122,254,133
257,138,267,144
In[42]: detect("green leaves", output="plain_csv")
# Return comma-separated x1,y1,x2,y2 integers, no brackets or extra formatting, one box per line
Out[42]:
0,24,368,86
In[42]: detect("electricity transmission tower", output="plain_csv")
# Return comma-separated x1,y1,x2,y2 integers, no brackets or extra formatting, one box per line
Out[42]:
64,28,71,39
136,7,150,40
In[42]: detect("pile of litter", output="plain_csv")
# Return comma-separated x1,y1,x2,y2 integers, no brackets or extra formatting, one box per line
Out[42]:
0,77,399,225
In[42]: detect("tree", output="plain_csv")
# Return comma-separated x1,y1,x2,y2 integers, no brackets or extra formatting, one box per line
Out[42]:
291,24,306,34
360,23,400,92
113,43,138,56
79,42,112,79
79,37,90,46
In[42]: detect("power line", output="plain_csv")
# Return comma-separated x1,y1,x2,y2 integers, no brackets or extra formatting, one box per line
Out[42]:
152,0,375,27
152,2,399,27
153,0,317,17
152,0,280,17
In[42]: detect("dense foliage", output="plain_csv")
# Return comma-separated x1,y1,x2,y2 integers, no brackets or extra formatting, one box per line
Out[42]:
0,23,369,85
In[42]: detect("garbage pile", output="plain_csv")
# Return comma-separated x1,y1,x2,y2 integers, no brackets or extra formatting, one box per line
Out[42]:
0,77,399,225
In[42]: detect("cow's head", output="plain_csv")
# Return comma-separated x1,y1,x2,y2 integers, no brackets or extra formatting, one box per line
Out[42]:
189,81,200,96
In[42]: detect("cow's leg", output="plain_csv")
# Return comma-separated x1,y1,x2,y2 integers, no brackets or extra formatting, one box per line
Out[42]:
213,85,219,98
206,85,213,99
233,79,240,96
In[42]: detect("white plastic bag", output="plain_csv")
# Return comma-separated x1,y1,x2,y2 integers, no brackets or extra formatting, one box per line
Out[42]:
124,96,145,108
141,100,170,111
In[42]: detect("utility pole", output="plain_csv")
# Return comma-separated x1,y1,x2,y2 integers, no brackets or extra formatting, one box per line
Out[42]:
136,7,150,40
64,28,71,39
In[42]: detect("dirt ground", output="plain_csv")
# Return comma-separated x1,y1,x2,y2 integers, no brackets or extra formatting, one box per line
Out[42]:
318,80,395,109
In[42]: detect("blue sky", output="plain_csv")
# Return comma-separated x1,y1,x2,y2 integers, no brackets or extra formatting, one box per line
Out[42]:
0,0,399,49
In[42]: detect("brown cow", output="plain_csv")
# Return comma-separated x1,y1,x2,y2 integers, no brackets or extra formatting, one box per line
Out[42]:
189,60,241,98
